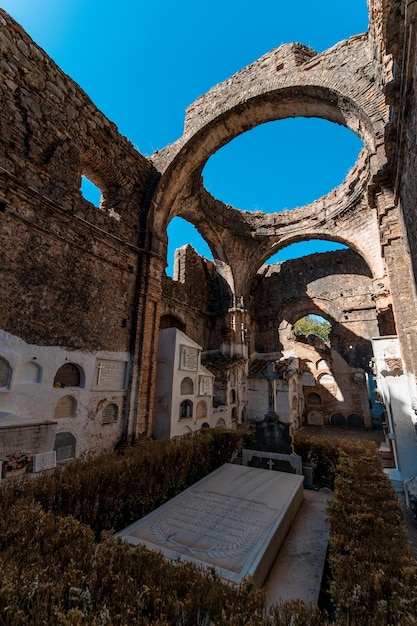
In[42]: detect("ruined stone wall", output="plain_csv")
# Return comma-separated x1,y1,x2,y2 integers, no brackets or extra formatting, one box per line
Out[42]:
251,249,379,369
160,245,231,351
0,10,153,352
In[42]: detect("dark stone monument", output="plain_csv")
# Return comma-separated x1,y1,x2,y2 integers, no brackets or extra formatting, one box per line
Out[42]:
255,363,292,455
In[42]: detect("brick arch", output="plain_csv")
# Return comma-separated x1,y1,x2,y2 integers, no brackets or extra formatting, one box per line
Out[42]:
150,36,387,237
148,36,388,298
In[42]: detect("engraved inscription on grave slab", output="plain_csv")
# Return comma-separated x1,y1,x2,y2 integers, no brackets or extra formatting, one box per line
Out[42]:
146,492,272,565
94,360,127,390
180,345,198,371
118,463,304,587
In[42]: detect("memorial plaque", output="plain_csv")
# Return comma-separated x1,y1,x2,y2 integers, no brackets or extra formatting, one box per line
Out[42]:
0,420,57,457
307,410,324,426
94,360,127,390
33,451,57,472
180,345,198,371
118,464,303,587
199,375,213,396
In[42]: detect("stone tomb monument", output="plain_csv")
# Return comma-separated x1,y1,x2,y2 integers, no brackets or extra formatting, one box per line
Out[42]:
242,363,302,475
117,463,304,587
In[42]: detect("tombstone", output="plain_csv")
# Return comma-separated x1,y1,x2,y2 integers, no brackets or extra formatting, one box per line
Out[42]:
117,463,304,588
255,363,292,455
54,432,76,461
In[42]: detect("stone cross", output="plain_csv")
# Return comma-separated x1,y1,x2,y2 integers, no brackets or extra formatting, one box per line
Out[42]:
267,459,275,470
266,362,277,415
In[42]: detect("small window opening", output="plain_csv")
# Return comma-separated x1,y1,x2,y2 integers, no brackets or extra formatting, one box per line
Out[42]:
80,175,102,208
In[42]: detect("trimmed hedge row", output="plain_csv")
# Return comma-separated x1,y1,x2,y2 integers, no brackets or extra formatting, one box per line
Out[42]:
0,431,416,624
0,430,242,537
327,438,417,625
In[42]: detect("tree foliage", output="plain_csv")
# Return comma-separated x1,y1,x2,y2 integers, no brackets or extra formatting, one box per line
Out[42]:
293,315,331,343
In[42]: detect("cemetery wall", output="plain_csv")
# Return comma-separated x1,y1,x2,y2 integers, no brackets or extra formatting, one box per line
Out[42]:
0,9,153,456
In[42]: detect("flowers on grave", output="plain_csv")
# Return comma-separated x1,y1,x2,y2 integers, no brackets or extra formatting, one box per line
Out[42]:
1,452,33,477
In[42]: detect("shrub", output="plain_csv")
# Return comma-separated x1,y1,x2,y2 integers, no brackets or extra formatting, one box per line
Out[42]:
1,431,416,624
327,440,417,625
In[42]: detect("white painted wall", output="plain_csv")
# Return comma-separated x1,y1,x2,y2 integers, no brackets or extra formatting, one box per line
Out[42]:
0,330,130,458
153,328,225,439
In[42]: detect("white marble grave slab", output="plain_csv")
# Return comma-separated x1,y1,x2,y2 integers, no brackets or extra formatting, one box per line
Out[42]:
117,463,304,587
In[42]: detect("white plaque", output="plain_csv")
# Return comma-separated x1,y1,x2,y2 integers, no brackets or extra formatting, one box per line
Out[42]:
33,451,57,472
94,360,127,390
199,376,212,396
180,346,198,371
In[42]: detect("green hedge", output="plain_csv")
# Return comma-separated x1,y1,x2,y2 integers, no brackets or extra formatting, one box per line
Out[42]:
1,431,416,624
327,439,417,625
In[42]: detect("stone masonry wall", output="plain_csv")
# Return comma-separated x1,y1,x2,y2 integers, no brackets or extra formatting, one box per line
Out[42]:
160,245,231,351
0,10,153,352
251,249,379,369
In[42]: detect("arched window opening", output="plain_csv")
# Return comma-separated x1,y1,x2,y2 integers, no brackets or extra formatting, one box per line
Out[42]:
230,388,236,404
54,364,83,388
0,356,12,389
167,217,213,279
102,403,119,424
215,418,226,429
180,377,194,395
179,399,193,419
202,119,363,213
80,174,103,208
294,315,331,346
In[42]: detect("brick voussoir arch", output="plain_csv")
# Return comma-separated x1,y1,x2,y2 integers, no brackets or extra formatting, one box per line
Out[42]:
150,35,387,239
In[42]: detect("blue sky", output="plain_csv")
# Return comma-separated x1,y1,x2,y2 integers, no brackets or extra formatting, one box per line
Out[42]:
2,1,368,275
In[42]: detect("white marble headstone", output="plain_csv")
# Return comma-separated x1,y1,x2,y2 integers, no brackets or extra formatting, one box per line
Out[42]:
117,463,303,587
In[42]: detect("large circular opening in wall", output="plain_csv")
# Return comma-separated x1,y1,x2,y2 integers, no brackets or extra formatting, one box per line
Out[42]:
202,118,363,213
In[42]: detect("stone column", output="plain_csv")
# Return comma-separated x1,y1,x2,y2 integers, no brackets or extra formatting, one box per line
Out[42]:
128,253,165,440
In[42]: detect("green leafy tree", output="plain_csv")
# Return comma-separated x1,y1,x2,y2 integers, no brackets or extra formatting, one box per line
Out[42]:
293,315,331,343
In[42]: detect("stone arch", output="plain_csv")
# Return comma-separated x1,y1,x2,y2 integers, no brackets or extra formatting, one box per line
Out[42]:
160,314,186,332
150,36,386,237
